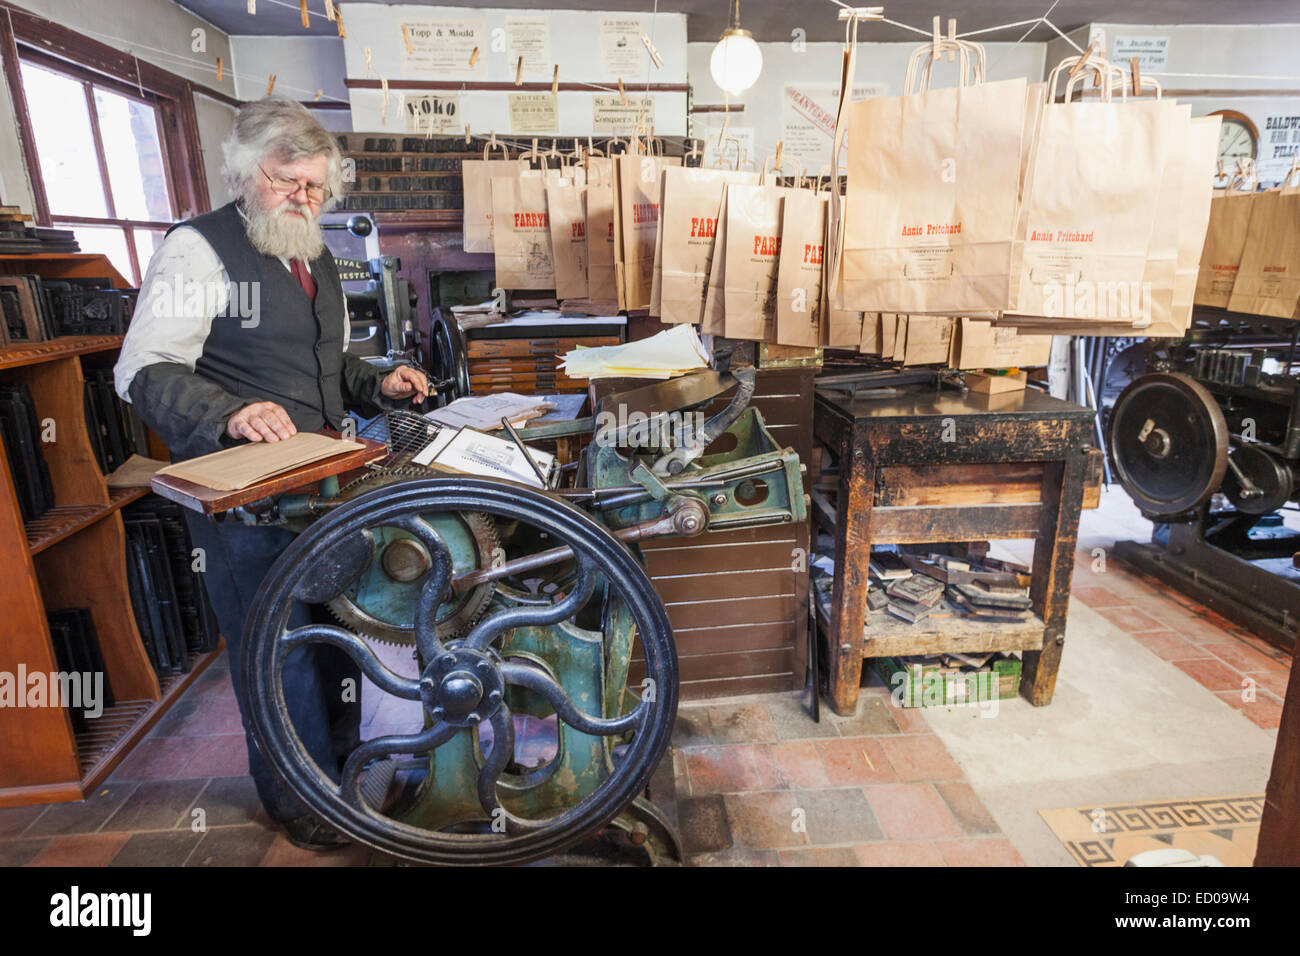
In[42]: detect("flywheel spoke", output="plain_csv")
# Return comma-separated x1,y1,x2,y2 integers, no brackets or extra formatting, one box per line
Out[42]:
278,623,419,699
387,515,456,661
464,554,599,652
339,722,457,811
475,705,543,833
500,661,644,736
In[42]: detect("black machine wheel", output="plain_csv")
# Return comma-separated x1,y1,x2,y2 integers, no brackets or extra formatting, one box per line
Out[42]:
242,477,677,866
1109,372,1230,518
428,309,471,407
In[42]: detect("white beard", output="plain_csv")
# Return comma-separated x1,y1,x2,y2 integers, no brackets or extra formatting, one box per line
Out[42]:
244,195,325,261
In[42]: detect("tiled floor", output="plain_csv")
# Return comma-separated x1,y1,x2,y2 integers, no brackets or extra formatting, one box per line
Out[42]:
0,490,1291,867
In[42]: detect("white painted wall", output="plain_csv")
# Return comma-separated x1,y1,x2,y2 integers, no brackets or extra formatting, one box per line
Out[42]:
687,39,1046,169
339,4,688,137
1093,23,1300,183
0,0,235,216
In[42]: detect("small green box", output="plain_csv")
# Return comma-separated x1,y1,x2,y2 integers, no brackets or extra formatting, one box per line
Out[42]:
872,654,1021,708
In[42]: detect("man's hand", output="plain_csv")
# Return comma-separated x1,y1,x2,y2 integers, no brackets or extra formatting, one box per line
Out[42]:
381,365,430,405
226,401,297,442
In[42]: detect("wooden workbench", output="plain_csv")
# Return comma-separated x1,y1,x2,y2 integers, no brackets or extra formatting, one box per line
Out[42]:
812,384,1095,714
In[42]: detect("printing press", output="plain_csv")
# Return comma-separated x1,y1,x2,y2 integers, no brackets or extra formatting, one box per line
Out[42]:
151,365,806,866
1110,310,1300,650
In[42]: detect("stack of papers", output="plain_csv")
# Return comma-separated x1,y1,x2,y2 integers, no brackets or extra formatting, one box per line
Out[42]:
154,433,364,491
412,427,556,489
423,393,555,431
558,324,711,380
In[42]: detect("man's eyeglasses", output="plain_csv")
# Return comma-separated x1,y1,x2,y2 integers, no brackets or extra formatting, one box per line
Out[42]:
259,165,331,203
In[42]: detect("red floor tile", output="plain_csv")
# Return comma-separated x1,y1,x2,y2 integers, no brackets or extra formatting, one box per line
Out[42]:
886,703,931,734
1174,658,1251,693
705,703,778,744
1097,606,1169,634
778,846,860,866
1131,631,1213,662
179,735,250,779
684,746,763,796
864,784,963,841
1072,586,1130,609
113,736,206,781
28,832,131,867
1203,643,1288,675
855,841,946,867
722,791,806,849
815,738,896,786
877,735,963,782
1214,691,1285,730
751,741,830,790
1243,668,1292,700
935,837,1026,867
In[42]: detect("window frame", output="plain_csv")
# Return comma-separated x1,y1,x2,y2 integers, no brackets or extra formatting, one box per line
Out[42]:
17,50,179,283
0,1,214,282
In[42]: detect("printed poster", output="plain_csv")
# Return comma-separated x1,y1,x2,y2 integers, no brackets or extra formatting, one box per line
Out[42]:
599,17,646,77
510,93,559,135
781,83,886,168
400,19,485,79
593,95,654,134
506,15,551,79
402,93,462,133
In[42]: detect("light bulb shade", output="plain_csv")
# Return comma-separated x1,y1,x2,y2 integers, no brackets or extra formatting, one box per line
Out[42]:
710,30,762,95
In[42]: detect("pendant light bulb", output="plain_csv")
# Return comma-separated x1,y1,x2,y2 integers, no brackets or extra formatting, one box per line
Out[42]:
710,1,762,95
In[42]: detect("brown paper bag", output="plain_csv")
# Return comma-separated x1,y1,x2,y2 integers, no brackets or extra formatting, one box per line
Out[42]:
900,315,955,366
953,317,1051,369
1010,59,1181,325
776,190,828,347
584,159,618,306
858,312,881,354
613,153,682,310
491,171,555,290
1151,115,1221,336
1227,184,1300,318
1194,184,1257,308
701,187,730,335
724,182,799,342
658,167,760,325
842,43,1026,314
546,182,589,300
461,153,528,254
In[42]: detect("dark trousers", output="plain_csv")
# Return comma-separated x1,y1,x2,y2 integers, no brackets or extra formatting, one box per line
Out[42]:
184,513,361,823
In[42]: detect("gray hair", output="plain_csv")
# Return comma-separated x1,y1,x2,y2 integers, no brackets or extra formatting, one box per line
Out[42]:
221,96,344,208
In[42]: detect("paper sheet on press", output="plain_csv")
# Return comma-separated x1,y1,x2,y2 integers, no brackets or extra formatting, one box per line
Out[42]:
558,324,711,379
423,393,556,431
153,432,364,491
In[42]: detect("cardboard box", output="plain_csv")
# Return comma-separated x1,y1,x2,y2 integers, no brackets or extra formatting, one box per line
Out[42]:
966,369,1028,394
873,654,1021,708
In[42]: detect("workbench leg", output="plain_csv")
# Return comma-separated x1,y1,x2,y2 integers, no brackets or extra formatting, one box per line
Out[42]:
1023,447,1089,706
827,432,874,716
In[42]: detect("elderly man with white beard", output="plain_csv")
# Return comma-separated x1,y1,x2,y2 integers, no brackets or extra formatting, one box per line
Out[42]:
115,97,427,850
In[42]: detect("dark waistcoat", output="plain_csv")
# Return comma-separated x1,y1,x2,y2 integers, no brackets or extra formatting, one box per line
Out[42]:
168,201,346,432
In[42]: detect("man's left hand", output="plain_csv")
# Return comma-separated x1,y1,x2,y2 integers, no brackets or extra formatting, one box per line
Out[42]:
380,365,429,405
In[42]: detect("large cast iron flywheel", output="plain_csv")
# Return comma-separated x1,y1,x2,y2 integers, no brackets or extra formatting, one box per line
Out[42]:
241,476,677,866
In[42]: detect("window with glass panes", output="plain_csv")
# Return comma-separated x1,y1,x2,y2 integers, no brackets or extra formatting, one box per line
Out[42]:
17,56,177,285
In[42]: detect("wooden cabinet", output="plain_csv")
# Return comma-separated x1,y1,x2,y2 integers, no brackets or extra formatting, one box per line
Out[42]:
0,255,220,807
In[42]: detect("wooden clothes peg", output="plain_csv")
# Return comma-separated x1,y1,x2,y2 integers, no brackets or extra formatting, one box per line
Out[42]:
216,57,223,83
515,57,524,86
1130,56,1141,97
401,24,414,56
932,16,941,60
266,73,276,95
469,46,480,68
1068,41,1099,80
947,19,956,63
465,125,472,147
552,64,559,95
299,0,309,30
617,77,628,106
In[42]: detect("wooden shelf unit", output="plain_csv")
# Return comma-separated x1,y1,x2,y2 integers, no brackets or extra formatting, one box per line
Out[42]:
0,253,220,808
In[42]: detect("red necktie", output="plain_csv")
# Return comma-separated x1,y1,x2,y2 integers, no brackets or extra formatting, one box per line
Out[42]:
290,258,317,300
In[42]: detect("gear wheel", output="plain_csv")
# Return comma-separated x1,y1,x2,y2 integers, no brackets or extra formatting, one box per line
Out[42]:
324,468,500,645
